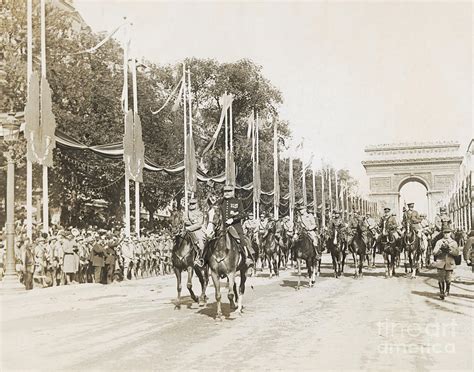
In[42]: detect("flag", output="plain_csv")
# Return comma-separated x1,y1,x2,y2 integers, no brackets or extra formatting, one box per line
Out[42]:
25,72,40,164
185,133,197,192
35,76,57,167
123,112,145,182
226,150,236,187
253,158,261,205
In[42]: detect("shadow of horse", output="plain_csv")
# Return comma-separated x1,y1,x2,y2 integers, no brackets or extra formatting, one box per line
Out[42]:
196,302,237,320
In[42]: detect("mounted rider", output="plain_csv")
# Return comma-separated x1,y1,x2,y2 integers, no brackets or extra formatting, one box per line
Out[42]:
402,202,422,238
216,184,255,267
183,198,205,267
328,210,344,241
295,202,319,249
346,208,368,247
258,210,271,239
376,207,399,247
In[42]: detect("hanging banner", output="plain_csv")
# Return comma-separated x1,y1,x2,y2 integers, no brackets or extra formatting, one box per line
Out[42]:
123,112,145,182
25,73,57,167
201,93,233,156
185,133,197,192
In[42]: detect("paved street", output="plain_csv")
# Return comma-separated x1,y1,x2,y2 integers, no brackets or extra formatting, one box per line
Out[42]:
1,255,473,371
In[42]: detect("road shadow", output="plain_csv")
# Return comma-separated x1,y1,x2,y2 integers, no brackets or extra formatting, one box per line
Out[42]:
195,302,237,320
279,279,311,289
411,290,472,316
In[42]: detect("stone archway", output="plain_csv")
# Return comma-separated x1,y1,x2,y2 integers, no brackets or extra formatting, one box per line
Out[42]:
362,142,464,221
397,175,429,216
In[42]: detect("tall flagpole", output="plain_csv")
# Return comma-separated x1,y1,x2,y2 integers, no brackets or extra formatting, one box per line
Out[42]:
182,63,188,214
302,156,307,207
26,0,33,240
273,120,278,218
321,163,326,228
224,92,228,184
312,166,317,217
123,21,130,238
131,40,140,237
187,69,193,198
252,110,256,217
289,150,294,224
328,166,333,214
334,169,339,212
256,112,260,218
40,0,49,234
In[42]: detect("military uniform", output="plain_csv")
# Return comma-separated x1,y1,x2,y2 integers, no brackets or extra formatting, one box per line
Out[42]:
433,229,459,299
402,205,422,236
216,189,255,259
184,206,205,250
296,208,319,248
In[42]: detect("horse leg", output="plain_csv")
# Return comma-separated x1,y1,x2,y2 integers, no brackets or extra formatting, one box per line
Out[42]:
195,267,208,305
383,253,389,278
296,258,301,290
210,271,222,321
268,253,273,279
352,250,358,278
317,258,321,277
274,253,279,277
174,268,182,310
309,259,315,287
237,268,246,314
331,253,338,278
227,272,237,311
184,266,197,303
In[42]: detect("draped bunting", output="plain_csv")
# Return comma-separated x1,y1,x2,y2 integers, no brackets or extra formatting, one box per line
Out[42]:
123,111,145,182
201,93,234,156
75,22,126,54
25,72,57,166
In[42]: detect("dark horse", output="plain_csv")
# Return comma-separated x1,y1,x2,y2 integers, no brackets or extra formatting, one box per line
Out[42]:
327,228,346,278
207,228,248,320
277,226,292,270
292,231,319,289
261,226,280,278
381,232,401,278
172,232,209,309
347,227,367,278
403,225,422,278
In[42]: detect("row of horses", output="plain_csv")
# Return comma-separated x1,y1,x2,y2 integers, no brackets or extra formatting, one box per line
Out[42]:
170,222,460,320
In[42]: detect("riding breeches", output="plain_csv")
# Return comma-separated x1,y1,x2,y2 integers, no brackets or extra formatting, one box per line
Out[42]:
306,230,319,248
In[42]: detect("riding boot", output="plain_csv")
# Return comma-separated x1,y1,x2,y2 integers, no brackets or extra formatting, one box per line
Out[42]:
438,281,445,300
445,281,450,297
244,245,255,268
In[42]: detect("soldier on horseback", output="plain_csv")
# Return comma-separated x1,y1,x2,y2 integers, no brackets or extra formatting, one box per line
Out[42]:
402,202,422,238
328,211,344,241
183,198,206,267
217,184,255,267
376,207,399,247
346,208,368,247
295,203,319,251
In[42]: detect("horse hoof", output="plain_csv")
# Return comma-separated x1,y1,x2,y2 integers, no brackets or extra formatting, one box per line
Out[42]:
174,305,181,310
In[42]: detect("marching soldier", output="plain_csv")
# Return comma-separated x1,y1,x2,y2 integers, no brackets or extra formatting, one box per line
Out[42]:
433,227,459,300
432,206,452,247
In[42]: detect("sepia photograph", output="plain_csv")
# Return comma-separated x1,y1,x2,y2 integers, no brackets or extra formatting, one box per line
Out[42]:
0,0,473,370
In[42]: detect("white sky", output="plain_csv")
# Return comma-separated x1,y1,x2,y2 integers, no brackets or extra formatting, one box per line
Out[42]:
75,0,473,198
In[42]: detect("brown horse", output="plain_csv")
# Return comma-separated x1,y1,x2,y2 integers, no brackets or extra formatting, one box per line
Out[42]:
171,232,209,309
261,227,279,278
381,232,401,278
327,228,346,278
207,228,248,320
292,232,319,289
403,226,422,278
347,226,367,278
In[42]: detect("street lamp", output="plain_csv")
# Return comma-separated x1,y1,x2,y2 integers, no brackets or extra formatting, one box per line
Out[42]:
1,112,24,291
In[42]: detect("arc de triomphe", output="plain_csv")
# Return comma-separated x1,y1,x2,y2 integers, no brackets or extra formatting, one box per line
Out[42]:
362,142,463,221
